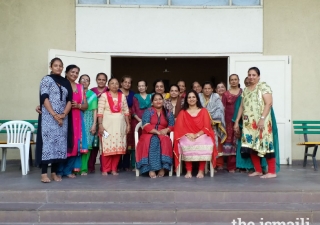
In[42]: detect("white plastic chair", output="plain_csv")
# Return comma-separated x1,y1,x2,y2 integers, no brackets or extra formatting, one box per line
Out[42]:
135,121,173,177
0,121,35,175
176,140,214,177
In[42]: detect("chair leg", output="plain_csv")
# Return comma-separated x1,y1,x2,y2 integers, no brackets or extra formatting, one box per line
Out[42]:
303,146,308,167
1,148,7,172
312,145,318,171
210,161,214,177
25,144,30,173
169,165,173,177
177,156,181,177
135,168,139,177
19,147,26,175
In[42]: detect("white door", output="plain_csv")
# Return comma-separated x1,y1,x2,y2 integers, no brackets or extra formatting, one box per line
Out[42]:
229,55,292,164
49,49,111,89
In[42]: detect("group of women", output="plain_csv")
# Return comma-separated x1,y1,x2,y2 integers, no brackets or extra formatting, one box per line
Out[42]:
35,57,279,183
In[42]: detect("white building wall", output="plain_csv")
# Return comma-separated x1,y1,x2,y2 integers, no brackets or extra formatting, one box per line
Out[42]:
76,6,263,54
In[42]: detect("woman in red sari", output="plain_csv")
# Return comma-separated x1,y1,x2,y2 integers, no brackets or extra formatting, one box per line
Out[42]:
174,90,217,178
221,74,242,172
136,93,175,178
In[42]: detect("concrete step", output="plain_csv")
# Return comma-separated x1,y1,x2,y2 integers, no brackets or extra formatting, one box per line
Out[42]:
1,190,320,204
0,202,319,223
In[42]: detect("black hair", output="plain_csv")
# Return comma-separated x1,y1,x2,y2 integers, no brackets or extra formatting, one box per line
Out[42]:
229,74,239,81
248,67,260,76
153,79,166,93
108,77,118,85
137,80,148,86
169,84,180,92
78,74,90,83
96,73,108,81
202,81,214,89
191,81,202,89
216,82,226,89
121,75,132,83
65,64,80,74
50,57,63,67
183,90,203,110
151,93,169,122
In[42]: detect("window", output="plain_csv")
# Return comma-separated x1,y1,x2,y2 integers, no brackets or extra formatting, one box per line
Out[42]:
77,0,261,6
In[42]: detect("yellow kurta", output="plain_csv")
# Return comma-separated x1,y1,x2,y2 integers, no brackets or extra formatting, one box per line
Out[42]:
98,92,129,156
241,82,274,157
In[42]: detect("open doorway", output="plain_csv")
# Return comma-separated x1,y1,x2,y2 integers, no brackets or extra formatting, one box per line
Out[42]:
111,57,228,92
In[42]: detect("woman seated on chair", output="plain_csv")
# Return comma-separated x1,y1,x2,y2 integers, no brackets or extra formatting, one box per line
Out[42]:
136,93,175,178
174,90,217,179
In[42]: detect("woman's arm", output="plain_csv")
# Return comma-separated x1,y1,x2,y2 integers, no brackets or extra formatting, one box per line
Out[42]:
80,93,88,111
90,109,97,134
233,99,244,132
97,93,106,135
132,97,142,122
257,93,273,130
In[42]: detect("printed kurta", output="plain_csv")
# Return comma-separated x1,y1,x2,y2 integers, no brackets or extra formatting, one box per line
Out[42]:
241,82,274,157
136,108,175,174
98,92,129,156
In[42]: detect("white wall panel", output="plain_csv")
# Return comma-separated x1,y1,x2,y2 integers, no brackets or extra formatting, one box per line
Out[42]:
76,7,262,54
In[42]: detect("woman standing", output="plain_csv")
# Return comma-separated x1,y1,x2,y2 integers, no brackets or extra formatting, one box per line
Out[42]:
153,79,170,99
88,72,108,173
221,75,242,173
132,80,152,170
216,82,227,99
192,81,202,94
177,80,187,98
234,67,279,178
79,74,98,175
164,84,184,118
135,93,175,178
57,65,88,178
118,76,135,171
98,78,130,176
174,90,217,178
36,58,72,183
199,81,226,171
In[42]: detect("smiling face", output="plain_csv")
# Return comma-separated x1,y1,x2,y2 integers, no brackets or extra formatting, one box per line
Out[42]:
137,81,147,94
96,74,107,88
121,77,132,90
50,59,63,75
229,75,240,88
192,82,202,93
169,86,179,99
177,81,186,94
152,94,164,109
203,84,213,97
108,78,119,92
66,68,80,82
216,83,226,96
155,81,165,94
80,75,90,89
248,69,260,85
187,92,197,107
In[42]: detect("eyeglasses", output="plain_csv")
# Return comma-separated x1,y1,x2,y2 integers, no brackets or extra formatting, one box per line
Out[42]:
80,78,90,82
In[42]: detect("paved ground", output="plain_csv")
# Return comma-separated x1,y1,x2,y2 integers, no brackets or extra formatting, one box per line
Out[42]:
0,161,319,192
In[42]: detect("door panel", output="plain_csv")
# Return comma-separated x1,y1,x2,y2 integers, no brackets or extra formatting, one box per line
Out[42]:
229,55,291,164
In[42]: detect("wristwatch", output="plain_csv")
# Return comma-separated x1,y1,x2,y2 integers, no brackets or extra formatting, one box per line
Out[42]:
260,116,265,120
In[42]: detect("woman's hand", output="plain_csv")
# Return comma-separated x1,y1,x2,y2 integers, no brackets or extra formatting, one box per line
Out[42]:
53,114,63,126
35,105,41,114
185,133,196,141
90,124,96,135
233,121,239,132
126,124,130,134
258,119,265,131
159,128,169,135
71,101,79,109
98,124,104,136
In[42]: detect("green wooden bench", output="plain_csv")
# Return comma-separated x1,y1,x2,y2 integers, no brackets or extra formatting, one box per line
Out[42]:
0,120,38,166
293,121,320,171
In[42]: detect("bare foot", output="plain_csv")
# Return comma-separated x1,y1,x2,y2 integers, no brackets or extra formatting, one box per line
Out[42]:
111,171,119,176
260,173,277,179
132,168,136,172
216,166,224,170
67,174,76,178
149,171,157,178
229,170,235,173
51,173,62,181
157,169,165,177
81,172,88,176
102,172,108,176
125,168,130,172
185,171,192,178
41,174,51,183
248,172,263,177
196,170,204,178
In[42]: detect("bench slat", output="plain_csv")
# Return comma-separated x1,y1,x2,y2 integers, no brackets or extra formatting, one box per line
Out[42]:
294,126,320,129
297,142,320,145
293,121,320,124
294,131,320,134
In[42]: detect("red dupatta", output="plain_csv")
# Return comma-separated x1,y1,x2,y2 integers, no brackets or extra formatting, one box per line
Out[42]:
106,91,122,113
173,108,217,170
